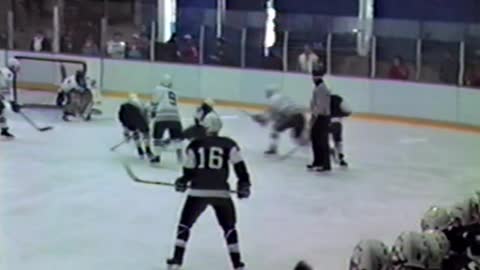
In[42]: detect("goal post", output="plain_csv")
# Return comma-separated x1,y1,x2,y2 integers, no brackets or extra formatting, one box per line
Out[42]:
13,55,88,109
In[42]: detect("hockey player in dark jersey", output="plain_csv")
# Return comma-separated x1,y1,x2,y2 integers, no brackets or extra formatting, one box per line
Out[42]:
118,94,158,162
167,113,251,270
182,98,217,140
329,93,351,167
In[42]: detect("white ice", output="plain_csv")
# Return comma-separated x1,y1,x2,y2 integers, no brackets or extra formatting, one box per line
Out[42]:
1,90,480,270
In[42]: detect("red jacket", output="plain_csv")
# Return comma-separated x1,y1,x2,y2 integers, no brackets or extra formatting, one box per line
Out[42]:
388,65,410,80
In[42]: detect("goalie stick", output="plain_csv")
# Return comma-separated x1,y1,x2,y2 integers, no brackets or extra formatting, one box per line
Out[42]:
123,164,238,193
19,111,53,132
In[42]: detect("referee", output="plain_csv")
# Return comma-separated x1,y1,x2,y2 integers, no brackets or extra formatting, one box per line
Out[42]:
308,64,331,172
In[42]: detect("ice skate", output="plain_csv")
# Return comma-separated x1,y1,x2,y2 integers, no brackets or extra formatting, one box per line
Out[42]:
264,147,277,155
166,258,181,270
0,128,14,139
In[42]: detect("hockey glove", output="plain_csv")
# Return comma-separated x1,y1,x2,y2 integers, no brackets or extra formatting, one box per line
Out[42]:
10,101,21,113
237,182,251,199
252,114,268,126
174,178,188,193
123,131,132,142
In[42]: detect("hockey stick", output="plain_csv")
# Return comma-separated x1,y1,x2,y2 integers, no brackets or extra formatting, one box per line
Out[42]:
124,163,238,193
277,146,300,161
19,112,53,132
124,163,175,187
110,139,128,151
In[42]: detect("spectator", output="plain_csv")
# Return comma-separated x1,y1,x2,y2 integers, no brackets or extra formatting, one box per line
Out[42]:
209,38,232,66
106,32,127,59
127,34,147,60
263,49,283,71
82,37,100,57
165,33,180,62
439,52,459,84
61,31,75,54
0,34,7,48
388,56,410,80
298,44,319,73
179,34,199,64
30,30,51,52
467,64,480,87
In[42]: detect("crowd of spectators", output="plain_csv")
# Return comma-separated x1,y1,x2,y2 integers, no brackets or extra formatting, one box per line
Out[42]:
21,26,480,89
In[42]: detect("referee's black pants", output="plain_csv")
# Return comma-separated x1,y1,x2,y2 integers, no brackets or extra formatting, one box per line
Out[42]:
310,115,331,170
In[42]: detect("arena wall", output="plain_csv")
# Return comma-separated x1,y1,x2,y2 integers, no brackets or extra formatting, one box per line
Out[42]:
2,49,480,128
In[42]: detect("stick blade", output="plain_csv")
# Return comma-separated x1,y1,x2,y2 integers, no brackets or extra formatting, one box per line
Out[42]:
39,126,54,132
123,163,139,182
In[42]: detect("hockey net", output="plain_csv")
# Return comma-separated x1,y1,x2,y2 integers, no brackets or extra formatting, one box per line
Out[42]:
13,56,88,109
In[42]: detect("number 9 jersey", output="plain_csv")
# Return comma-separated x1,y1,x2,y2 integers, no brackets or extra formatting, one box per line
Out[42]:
150,85,180,122
180,136,251,198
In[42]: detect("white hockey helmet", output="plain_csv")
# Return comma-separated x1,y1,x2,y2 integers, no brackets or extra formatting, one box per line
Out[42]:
391,231,429,269
203,98,215,107
349,239,391,270
128,93,142,106
423,231,449,270
265,84,279,98
7,57,20,71
420,206,451,231
160,74,173,88
202,112,222,134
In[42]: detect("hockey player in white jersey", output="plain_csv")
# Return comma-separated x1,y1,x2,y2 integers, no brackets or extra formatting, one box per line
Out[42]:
56,70,96,121
0,58,21,139
150,74,183,163
251,85,308,155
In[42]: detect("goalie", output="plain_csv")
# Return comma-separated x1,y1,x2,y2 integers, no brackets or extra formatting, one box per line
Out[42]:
0,58,21,139
118,94,158,162
251,85,308,155
56,70,97,121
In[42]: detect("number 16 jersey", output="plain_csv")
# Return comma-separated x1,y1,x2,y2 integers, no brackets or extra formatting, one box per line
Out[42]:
182,136,251,198
151,85,180,122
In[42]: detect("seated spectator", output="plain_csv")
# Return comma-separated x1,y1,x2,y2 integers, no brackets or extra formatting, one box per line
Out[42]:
61,31,75,54
439,52,458,84
127,34,149,59
263,49,283,71
467,65,480,87
298,44,319,73
30,30,51,52
0,34,7,48
179,34,199,64
388,56,410,80
82,37,100,57
209,38,232,66
107,32,127,59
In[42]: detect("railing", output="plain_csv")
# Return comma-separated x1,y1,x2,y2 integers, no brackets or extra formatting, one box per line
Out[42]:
1,2,480,89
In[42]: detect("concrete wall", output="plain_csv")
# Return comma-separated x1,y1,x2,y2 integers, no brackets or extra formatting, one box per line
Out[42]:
2,49,480,127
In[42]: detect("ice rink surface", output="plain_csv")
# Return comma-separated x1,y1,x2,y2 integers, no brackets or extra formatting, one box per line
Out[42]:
1,90,480,270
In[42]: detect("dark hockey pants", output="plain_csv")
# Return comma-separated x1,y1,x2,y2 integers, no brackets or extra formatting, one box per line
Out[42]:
171,196,243,268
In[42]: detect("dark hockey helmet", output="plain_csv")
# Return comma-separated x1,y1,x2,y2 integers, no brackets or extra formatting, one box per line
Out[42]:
294,260,313,270
311,62,326,85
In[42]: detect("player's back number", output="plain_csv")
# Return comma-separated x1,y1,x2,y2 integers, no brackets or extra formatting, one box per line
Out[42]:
197,147,224,169
168,91,177,106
